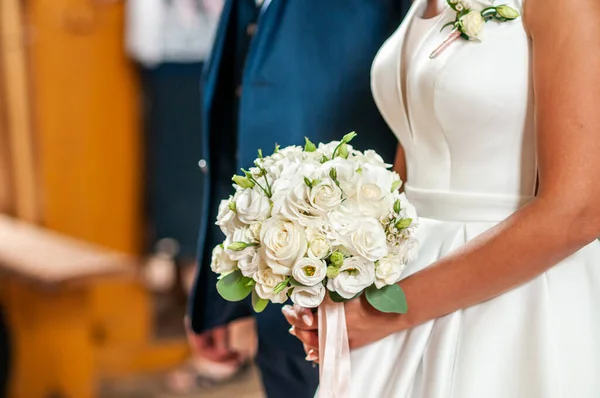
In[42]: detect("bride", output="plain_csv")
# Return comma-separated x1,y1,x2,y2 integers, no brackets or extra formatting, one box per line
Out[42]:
284,0,600,396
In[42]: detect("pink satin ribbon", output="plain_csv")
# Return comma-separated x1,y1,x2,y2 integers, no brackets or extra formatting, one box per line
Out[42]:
317,299,351,398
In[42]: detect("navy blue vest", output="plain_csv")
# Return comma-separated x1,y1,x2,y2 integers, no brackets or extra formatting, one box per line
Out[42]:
190,0,409,354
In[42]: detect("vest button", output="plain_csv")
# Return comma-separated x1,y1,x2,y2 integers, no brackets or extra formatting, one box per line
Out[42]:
247,23,258,36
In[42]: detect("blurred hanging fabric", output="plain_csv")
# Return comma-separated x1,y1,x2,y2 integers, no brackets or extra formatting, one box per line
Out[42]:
126,0,223,66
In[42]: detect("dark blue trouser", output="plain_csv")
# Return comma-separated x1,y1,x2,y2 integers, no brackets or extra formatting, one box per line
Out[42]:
140,62,205,260
256,336,319,398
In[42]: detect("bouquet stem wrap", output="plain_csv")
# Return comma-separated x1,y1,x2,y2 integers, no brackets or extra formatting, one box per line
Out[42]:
317,299,351,398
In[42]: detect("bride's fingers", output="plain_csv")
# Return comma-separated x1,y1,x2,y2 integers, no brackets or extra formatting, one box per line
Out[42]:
282,305,318,330
289,327,319,349
305,346,319,363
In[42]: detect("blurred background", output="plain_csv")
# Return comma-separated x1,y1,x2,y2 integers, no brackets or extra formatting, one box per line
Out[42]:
0,0,261,396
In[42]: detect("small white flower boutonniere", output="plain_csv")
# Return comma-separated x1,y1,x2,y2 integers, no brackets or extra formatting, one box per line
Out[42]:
430,0,520,59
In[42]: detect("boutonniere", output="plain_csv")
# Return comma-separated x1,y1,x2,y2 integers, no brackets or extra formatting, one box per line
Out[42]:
430,0,520,59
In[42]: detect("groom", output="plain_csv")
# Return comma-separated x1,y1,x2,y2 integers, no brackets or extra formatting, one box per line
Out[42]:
188,0,409,396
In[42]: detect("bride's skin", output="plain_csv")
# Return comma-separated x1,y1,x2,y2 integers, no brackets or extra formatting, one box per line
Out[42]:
285,0,600,360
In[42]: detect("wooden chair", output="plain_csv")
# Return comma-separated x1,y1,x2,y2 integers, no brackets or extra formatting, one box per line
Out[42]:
0,215,136,398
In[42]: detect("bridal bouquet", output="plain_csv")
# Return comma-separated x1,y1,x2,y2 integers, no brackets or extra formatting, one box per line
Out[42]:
211,132,419,314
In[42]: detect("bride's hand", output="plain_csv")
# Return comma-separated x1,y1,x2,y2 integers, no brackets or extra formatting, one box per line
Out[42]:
282,305,319,362
344,296,404,349
283,297,405,360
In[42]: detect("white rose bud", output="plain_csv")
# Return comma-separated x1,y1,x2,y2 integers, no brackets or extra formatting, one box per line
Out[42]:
460,11,485,39
496,5,520,20
254,267,289,304
308,179,343,215
327,256,375,299
374,255,406,289
350,218,388,262
291,284,326,308
260,216,307,275
210,245,237,274
235,187,271,224
292,257,327,286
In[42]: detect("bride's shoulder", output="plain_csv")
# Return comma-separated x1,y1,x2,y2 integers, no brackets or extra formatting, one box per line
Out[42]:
523,0,599,36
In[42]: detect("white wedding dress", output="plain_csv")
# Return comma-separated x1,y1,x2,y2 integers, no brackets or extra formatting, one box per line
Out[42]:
349,0,600,396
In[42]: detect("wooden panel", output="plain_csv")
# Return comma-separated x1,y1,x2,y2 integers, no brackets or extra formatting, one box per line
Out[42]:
0,0,38,220
5,281,96,398
25,0,142,253
0,83,12,214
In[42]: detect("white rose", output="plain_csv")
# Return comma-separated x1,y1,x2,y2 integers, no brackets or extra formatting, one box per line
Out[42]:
374,254,406,289
272,181,322,227
317,158,360,197
254,266,289,303
308,179,343,215
260,216,307,275
210,245,237,274
306,228,331,259
216,197,243,235
235,187,271,224
292,257,327,286
268,150,320,181
225,227,257,261
350,218,388,261
351,163,397,219
317,141,345,158
291,284,326,308
351,149,391,168
327,256,375,299
460,10,485,39
238,250,262,278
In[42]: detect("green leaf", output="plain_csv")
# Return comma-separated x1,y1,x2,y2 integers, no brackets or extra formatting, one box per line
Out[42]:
289,278,304,287
257,148,263,159
304,177,313,187
304,137,317,152
365,284,408,314
274,144,280,153
320,155,329,164
391,180,402,193
216,271,253,302
252,289,269,313
328,290,350,303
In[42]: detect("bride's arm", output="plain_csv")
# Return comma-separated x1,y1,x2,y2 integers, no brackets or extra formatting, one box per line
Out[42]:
393,144,407,183
391,0,600,334
284,0,600,351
